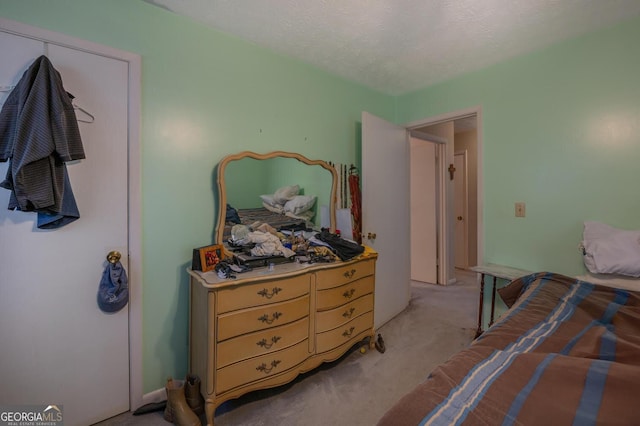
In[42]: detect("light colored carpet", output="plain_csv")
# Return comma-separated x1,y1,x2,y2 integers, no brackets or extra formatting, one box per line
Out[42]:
96,270,477,425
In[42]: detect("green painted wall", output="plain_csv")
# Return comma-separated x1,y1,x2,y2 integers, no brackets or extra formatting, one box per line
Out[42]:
398,15,640,277
0,0,394,393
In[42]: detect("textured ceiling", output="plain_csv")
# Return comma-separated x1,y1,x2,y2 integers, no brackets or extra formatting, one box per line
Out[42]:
143,0,640,95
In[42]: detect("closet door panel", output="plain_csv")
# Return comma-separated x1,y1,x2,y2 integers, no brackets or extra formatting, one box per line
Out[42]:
0,32,130,425
0,32,44,105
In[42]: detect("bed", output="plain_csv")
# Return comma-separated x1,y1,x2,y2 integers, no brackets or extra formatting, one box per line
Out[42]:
223,184,319,242
222,206,311,242
377,271,640,425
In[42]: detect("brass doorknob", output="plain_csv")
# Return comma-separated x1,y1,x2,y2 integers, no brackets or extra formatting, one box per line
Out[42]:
107,250,121,264
367,232,377,240
457,216,463,221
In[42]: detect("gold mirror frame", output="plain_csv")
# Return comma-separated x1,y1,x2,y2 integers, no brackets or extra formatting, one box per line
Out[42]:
215,151,338,244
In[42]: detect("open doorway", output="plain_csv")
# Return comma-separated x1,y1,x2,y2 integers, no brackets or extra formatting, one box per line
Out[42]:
407,111,480,285
360,109,481,326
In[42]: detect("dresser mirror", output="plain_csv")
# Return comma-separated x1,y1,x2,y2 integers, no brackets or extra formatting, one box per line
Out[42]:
215,151,338,244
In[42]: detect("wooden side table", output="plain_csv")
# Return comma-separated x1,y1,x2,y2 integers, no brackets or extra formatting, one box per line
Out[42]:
470,264,532,337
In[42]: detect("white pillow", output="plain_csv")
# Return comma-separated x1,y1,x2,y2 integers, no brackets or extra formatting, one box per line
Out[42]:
284,195,316,215
262,201,284,214
582,221,640,277
260,194,281,208
273,185,300,204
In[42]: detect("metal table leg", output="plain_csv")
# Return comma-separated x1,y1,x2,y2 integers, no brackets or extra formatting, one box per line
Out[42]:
475,273,485,338
489,276,497,327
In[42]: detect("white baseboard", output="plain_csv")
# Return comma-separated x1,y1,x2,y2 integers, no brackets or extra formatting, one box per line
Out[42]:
140,387,166,407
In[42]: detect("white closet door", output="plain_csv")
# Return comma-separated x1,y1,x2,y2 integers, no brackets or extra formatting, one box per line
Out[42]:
0,33,130,425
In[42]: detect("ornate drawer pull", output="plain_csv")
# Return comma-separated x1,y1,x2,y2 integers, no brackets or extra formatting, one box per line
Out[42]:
343,269,356,279
257,287,282,299
342,307,356,319
342,289,356,299
342,326,355,338
258,312,282,324
257,336,281,350
256,360,281,374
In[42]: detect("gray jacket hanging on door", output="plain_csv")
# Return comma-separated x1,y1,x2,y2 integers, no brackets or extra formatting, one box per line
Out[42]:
0,55,85,228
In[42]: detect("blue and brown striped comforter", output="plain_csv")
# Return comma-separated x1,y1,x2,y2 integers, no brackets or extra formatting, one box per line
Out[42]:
377,272,640,426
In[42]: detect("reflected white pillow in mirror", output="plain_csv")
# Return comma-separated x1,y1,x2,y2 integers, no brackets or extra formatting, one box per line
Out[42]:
284,195,316,215
273,185,300,204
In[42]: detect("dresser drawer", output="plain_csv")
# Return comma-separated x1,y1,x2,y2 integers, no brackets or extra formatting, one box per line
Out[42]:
217,295,309,341
216,339,310,394
217,274,310,313
316,311,374,353
316,294,373,333
316,276,374,311
316,259,375,290
217,317,309,368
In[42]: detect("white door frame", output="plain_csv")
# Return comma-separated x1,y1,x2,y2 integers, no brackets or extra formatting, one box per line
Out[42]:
404,106,483,283
0,17,144,410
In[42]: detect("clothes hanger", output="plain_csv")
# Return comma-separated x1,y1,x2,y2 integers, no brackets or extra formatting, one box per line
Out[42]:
1,85,94,123
67,89,94,123
73,103,95,123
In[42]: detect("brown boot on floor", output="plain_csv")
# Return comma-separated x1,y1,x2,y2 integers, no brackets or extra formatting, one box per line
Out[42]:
163,377,201,426
184,374,205,416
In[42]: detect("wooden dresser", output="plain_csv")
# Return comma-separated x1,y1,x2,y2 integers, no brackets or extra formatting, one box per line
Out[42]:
188,248,377,426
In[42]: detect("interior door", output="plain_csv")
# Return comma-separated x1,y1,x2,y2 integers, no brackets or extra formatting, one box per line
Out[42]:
454,152,468,268
0,32,130,425
409,137,438,283
362,112,410,328
420,121,455,284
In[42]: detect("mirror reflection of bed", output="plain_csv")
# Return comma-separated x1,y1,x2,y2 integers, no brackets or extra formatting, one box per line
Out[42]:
217,151,337,245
